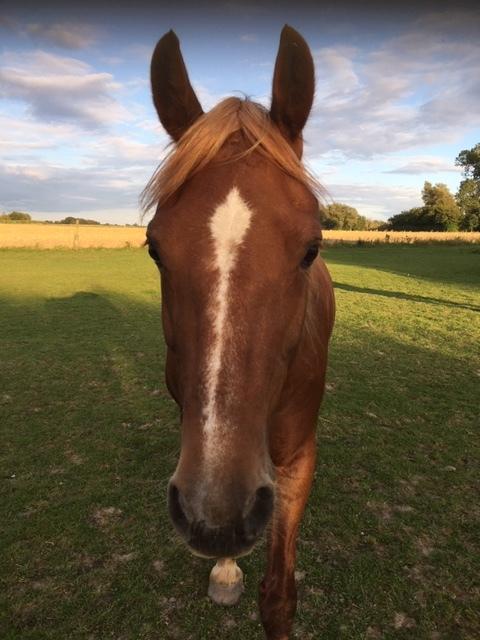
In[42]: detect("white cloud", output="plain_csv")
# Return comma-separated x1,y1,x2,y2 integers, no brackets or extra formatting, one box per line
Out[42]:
384,156,462,174
192,83,229,111
86,134,167,167
305,9,480,158
0,124,164,220
0,50,131,129
0,160,149,216
0,113,85,158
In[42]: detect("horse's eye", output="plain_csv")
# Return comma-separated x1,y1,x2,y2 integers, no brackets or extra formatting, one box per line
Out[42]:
301,244,319,269
147,243,162,266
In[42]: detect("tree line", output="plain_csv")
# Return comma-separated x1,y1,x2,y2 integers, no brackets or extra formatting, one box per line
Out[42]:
320,143,480,232
385,143,480,231
0,213,141,227
0,213,101,225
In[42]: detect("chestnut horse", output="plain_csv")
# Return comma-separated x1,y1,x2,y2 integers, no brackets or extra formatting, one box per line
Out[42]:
143,25,335,640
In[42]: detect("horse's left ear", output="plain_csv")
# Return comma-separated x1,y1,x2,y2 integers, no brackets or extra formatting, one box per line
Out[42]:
270,25,315,154
150,30,204,141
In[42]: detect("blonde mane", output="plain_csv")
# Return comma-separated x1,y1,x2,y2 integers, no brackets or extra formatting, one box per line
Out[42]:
141,97,324,212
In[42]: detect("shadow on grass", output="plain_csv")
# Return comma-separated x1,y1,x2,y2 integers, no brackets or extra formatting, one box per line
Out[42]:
333,281,480,312
323,244,480,288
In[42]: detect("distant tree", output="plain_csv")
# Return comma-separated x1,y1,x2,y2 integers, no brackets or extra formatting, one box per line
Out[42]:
322,203,361,230
387,182,461,231
387,207,432,231
321,203,384,230
421,181,462,231
58,216,100,225
455,143,480,180
455,143,480,231
456,178,480,231
364,218,384,231
0,211,31,222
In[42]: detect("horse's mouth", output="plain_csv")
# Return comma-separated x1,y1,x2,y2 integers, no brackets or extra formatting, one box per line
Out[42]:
187,541,256,560
183,520,259,559
168,482,274,558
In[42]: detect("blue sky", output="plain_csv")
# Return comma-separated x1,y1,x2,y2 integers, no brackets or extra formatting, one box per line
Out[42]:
1,1,479,223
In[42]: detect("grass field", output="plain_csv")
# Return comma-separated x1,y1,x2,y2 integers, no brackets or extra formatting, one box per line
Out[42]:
1,222,480,248
1,245,479,639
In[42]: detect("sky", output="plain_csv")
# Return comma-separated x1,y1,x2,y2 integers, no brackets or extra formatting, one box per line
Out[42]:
1,0,479,224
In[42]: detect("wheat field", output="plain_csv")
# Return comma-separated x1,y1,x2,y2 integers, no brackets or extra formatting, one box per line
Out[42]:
0,223,147,249
1,223,479,248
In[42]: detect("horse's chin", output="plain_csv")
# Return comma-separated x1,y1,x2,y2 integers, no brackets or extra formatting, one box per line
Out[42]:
187,541,257,560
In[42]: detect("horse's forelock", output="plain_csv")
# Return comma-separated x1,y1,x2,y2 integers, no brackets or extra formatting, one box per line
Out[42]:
140,97,324,214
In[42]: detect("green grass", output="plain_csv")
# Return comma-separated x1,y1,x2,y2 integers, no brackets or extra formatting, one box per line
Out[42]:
1,245,479,640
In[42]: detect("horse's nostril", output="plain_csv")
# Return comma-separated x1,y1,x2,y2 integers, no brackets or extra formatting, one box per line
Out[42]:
168,482,190,535
243,485,274,541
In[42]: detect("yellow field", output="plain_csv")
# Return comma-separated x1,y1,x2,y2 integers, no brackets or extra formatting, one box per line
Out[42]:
0,223,147,249
1,223,479,248
321,229,480,244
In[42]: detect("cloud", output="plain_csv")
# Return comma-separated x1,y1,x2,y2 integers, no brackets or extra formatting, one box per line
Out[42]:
240,33,257,42
0,50,130,129
86,134,167,168
192,83,230,111
25,22,100,49
0,113,86,159
305,9,480,158
325,183,422,219
384,156,462,174
0,161,148,217
0,125,167,222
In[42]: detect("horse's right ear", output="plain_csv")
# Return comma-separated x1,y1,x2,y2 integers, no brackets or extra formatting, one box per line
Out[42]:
150,30,203,141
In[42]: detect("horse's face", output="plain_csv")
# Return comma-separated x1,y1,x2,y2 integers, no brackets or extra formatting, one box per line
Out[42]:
145,28,318,558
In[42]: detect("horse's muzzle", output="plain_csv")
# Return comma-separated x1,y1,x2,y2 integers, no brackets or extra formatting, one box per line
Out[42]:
167,482,274,558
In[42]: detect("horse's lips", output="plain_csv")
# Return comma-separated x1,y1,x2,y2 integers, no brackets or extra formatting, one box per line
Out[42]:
187,539,257,560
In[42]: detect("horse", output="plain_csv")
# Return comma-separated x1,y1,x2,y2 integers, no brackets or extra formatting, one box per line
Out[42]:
143,25,335,640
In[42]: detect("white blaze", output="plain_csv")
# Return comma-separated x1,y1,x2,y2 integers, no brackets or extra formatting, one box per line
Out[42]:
203,186,253,464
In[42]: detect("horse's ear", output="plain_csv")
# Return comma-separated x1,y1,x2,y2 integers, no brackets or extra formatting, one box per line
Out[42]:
270,25,315,149
150,30,204,141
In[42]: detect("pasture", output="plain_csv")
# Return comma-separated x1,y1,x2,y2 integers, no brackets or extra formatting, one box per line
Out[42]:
1,245,479,639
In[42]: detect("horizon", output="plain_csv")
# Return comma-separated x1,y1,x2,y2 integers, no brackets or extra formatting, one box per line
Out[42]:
1,1,479,224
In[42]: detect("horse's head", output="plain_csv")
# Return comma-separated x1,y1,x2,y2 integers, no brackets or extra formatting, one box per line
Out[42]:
145,26,322,558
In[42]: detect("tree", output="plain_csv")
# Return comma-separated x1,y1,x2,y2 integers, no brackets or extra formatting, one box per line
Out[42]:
388,207,432,231
0,211,31,222
455,143,480,231
456,179,480,231
321,203,377,230
455,143,480,180
58,217,100,225
387,182,462,231
421,181,462,231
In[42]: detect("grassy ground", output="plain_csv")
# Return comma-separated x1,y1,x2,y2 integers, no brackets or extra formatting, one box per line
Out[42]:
1,245,479,640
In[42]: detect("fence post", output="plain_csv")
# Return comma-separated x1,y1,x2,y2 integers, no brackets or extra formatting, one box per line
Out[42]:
73,218,80,249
